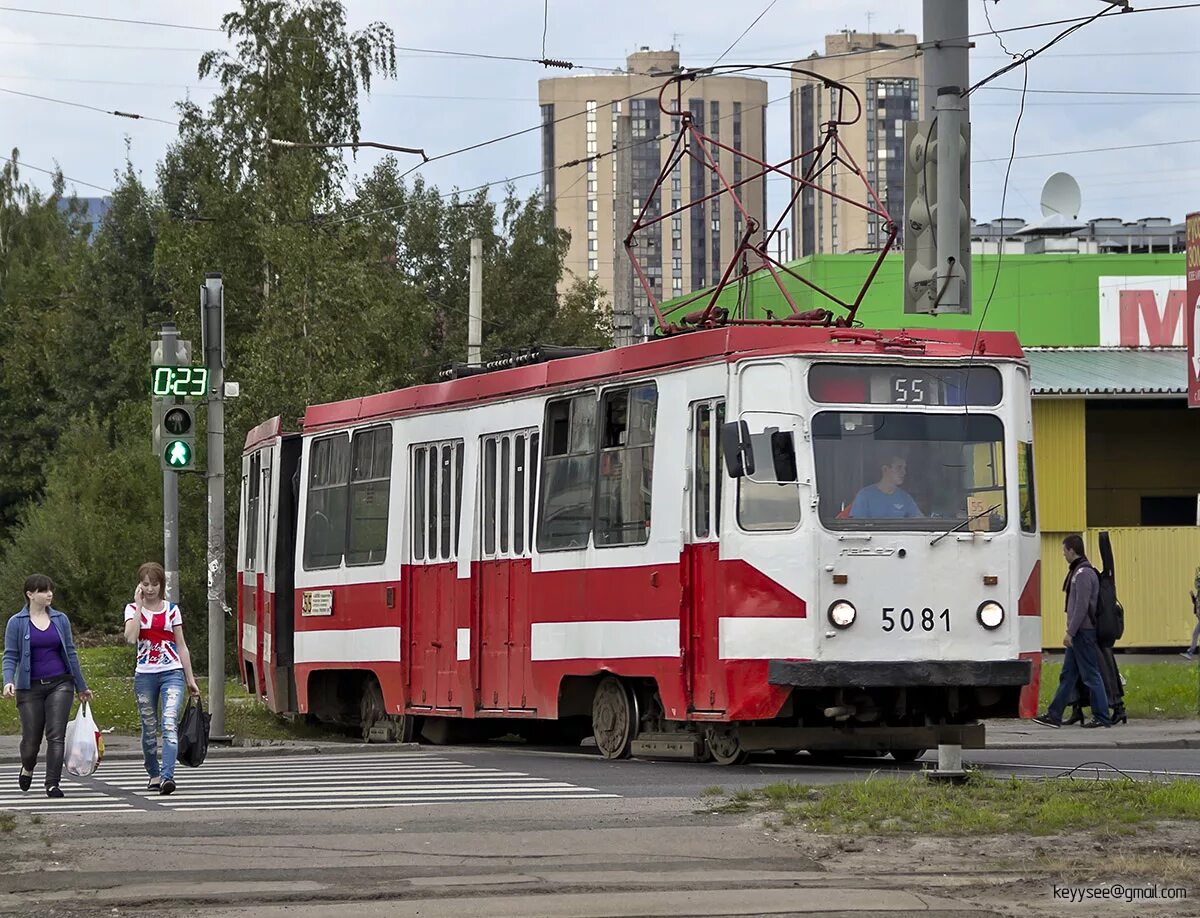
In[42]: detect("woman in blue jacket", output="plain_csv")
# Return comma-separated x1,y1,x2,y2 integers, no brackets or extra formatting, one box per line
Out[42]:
2,574,92,797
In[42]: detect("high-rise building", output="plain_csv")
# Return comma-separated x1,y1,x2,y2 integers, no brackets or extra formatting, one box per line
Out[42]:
539,48,768,341
790,31,921,256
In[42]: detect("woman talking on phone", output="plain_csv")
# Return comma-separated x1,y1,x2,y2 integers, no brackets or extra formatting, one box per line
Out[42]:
123,562,200,795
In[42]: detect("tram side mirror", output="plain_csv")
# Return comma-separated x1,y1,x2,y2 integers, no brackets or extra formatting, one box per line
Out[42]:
770,430,798,483
721,420,755,478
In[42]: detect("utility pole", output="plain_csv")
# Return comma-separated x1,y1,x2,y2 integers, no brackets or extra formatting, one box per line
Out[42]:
201,274,227,739
469,238,483,367
613,104,635,347
904,1,972,314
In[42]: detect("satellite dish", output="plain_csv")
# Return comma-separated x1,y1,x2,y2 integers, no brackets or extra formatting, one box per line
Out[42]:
1040,172,1082,219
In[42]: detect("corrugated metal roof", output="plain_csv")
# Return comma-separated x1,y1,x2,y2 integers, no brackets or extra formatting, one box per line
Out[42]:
1026,348,1187,396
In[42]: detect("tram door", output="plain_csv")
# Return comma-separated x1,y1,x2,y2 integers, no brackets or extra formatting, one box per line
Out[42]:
686,399,728,714
407,441,464,710
477,430,538,711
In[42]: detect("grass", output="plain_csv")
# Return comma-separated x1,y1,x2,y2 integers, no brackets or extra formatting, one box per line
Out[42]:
0,646,329,741
0,813,13,833
710,773,1200,836
1039,661,1198,718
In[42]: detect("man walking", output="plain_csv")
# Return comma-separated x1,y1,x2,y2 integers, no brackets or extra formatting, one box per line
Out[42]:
1033,534,1112,728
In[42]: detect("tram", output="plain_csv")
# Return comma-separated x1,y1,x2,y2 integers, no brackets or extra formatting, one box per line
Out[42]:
237,325,1040,764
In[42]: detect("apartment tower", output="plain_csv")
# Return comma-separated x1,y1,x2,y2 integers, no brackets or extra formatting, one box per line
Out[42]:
791,31,921,256
539,49,768,342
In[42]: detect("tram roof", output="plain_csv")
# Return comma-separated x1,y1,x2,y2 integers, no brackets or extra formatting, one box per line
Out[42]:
300,326,1025,434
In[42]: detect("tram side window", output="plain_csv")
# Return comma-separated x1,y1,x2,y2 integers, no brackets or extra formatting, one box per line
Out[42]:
411,440,464,562
1018,441,1036,533
537,394,597,551
303,433,349,569
737,425,802,532
693,400,725,539
346,426,392,566
596,384,657,547
245,452,261,569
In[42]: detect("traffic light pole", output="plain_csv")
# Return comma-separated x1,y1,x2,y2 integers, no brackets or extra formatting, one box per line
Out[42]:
159,324,180,603
202,274,227,739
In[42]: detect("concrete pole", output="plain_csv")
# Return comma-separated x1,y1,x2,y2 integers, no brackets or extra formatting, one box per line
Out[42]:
613,105,635,347
923,0,972,312
468,238,483,367
160,323,180,604
202,274,227,738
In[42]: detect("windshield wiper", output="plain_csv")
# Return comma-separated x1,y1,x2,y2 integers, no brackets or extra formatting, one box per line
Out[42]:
930,503,1001,547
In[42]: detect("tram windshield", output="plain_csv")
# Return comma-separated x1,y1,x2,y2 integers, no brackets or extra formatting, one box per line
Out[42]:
812,412,1007,532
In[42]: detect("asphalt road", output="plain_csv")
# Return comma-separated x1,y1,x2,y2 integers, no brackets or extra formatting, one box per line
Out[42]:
3,741,1199,917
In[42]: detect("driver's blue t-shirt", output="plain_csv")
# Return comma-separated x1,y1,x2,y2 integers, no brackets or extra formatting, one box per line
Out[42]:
849,485,921,519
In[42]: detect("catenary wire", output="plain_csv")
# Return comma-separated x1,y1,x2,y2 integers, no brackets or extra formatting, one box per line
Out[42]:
711,0,779,67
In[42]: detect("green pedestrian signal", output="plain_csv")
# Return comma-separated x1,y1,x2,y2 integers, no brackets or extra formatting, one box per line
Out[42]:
158,404,197,471
164,440,194,468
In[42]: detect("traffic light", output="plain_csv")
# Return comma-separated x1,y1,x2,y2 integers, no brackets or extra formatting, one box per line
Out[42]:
903,117,970,314
159,403,197,471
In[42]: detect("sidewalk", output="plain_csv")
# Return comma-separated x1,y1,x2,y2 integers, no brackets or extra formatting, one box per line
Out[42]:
1,718,1197,763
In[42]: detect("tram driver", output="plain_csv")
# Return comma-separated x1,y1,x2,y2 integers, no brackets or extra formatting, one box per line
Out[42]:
848,454,923,520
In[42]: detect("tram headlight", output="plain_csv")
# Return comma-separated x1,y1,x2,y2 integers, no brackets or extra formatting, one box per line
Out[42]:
976,601,1005,630
828,600,857,629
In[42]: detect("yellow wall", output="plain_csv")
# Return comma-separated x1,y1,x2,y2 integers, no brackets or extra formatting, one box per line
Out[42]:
1040,528,1200,648
1031,400,1086,532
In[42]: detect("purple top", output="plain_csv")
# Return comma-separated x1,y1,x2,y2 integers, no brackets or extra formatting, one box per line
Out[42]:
28,620,68,681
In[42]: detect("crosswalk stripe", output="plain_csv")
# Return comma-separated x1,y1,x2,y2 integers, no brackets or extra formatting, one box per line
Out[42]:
1,751,619,813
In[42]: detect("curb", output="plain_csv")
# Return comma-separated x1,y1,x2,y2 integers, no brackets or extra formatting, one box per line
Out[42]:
987,738,1200,751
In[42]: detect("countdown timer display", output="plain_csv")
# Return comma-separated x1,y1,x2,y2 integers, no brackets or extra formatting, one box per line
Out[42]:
152,366,209,398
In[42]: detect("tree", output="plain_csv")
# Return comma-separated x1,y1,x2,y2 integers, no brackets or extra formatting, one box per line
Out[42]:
0,153,91,537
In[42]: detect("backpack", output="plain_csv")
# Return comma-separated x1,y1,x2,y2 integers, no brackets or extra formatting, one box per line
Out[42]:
1095,531,1125,645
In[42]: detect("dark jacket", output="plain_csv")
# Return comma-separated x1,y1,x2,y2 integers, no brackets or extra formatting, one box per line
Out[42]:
2,607,88,692
1064,559,1099,637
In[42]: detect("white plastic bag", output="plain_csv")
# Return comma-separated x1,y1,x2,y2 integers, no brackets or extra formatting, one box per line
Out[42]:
64,701,101,777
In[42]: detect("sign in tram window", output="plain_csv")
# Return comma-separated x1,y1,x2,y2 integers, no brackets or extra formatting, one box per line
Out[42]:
812,412,1007,532
808,364,1002,406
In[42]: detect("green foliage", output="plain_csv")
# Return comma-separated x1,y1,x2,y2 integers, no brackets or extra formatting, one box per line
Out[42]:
0,403,174,631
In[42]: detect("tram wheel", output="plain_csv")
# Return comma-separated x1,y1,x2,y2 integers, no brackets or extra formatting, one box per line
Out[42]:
705,727,749,766
889,748,927,763
592,676,637,759
360,680,388,743
360,680,416,743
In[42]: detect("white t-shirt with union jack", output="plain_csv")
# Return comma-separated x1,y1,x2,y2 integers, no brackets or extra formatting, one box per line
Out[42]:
124,602,183,674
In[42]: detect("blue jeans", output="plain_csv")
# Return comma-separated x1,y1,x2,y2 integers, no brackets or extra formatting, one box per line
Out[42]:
134,669,185,781
1049,628,1111,725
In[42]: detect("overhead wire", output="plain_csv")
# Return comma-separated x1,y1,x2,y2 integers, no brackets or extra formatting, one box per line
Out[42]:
711,0,780,67
3,154,112,193
0,85,177,125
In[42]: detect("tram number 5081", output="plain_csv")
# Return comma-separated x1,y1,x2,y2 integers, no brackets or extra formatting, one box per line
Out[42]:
882,607,950,633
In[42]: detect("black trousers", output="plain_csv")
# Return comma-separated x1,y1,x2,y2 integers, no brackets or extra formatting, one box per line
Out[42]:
16,676,74,788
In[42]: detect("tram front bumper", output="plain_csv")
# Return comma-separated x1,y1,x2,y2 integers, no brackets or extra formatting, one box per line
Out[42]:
767,659,1032,688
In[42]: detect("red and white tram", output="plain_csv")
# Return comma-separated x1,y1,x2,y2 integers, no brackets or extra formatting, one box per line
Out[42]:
237,325,1040,764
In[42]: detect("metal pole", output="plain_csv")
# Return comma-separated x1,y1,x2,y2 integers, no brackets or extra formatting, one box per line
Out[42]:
160,324,180,604
468,238,482,367
202,274,227,738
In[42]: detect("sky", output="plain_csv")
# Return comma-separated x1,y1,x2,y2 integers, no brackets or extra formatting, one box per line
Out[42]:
0,0,1196,229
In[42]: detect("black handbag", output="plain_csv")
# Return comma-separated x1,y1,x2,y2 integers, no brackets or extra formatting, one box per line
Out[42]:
178,696,211,768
